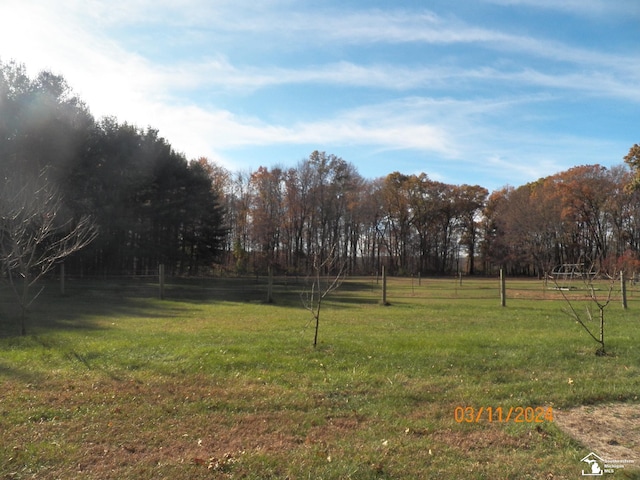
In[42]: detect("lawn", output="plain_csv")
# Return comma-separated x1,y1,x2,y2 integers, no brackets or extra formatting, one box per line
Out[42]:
0,276,639,479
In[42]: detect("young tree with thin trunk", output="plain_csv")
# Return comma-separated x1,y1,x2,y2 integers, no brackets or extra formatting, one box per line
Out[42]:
554,261,615,356
0,172,97,335
300,245,346,348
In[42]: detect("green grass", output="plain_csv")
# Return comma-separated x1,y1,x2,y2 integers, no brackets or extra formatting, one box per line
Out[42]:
1,276,639,479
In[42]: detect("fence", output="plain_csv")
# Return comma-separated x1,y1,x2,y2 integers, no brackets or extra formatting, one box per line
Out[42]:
3,265,639,310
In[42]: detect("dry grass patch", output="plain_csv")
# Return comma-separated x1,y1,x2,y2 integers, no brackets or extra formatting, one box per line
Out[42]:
1,374,376,479
554,403,640,463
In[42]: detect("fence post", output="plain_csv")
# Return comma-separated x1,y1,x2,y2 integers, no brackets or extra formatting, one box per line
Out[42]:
621,271,628,310
500,268,506,307
159,264,165,300
381,266,388,305
267,265,274,303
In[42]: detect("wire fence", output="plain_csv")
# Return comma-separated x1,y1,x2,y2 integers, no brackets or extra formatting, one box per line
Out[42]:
365,274,640,304
2,271,639,309
3,267,638,340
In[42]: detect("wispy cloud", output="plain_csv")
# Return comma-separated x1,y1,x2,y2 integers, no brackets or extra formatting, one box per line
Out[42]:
163,93,548,171
10,1,635,104
165,58,640,104
1,0,635,188
162,98,454,152
66,1,640,72
138,5,640,103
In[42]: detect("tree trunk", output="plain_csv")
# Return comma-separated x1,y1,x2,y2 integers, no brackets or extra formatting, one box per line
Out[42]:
313,267,321,347
20,275,29,336
598,307,605,355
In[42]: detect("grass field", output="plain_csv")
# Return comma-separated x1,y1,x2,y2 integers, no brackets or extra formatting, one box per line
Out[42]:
1,275,639,479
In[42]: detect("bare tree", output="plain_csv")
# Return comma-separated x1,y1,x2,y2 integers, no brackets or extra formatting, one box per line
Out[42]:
553,261,615,356
300,245,346,347
0,171,98,335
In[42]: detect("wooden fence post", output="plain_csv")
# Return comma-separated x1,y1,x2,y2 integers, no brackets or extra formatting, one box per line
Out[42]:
621,271,628,310
159,264,165,300
500,268,506,307
381,266,388,305
267,265,274,303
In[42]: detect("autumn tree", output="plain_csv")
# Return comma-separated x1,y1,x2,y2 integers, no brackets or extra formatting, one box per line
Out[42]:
480,187,509,274
249,166,285,271
305,151,353,271
379,172,413,274
280,162,314,272
424,180,459,275
341,171,367,274
225,171,252,273
357,178,386,274
556,165,618,268
483,165,633,278
455,184,489,275
624,144,640,191
404,173,431,274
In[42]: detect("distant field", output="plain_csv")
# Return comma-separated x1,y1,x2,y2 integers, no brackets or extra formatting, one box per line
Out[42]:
1,276,639,479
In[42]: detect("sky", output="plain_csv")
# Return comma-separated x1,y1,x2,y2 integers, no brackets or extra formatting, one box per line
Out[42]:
1,0,639,191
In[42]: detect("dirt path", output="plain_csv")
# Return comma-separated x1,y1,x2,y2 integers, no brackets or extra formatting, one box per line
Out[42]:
554,403,639,468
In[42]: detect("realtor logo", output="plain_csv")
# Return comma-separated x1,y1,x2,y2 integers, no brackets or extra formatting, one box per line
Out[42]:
581,452,604,476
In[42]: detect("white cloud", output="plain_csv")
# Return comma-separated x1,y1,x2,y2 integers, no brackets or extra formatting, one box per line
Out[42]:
0,1,157,118
163,58,640,105
150,97,455,160
6,1,636,106
126,4,640,104
1,0,634,188
137,4,640,76
159,93,545,169
0,1,515,162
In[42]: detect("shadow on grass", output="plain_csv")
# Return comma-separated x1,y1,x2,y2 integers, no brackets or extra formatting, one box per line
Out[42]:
0,359,42,383
0,278,169,339
163,276,380,308
0,276,381,340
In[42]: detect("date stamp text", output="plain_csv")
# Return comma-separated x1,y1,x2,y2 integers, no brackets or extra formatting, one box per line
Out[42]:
454,406,554,423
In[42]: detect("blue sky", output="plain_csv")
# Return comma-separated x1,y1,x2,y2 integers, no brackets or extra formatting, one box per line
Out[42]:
1,0,639,191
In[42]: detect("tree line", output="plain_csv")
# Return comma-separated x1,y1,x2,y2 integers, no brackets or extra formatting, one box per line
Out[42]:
1,61,225,277
485,162,640,277
217,161,490,276
2,60,640,279
215,157,640,278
